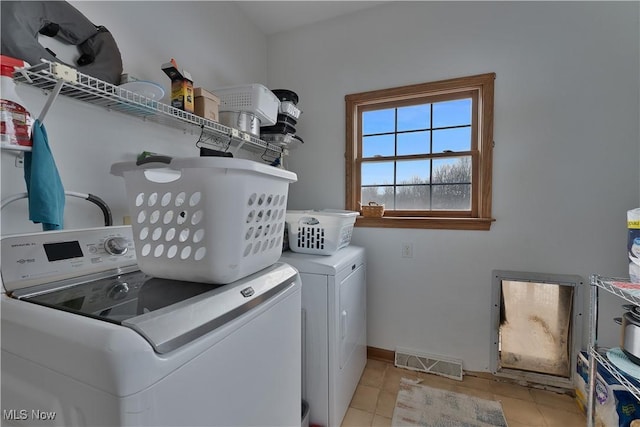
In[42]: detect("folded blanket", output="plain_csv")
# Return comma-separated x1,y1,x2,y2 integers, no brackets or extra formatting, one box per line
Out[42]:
23,119,65,230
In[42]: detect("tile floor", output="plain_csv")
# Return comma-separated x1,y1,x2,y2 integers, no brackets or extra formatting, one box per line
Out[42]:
341,358,587,427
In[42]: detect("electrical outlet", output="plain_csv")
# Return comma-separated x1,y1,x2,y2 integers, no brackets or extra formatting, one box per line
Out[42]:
401,242,413,258
15,153,24,168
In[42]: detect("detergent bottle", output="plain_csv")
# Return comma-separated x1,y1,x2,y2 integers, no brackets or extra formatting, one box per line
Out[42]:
0,55,33,146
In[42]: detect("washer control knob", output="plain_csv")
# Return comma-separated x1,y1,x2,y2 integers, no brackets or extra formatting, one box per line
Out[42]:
107,282,129,300
104,237,129,255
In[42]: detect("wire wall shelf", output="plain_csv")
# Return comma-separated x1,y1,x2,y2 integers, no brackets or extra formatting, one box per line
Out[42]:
10,61,283,156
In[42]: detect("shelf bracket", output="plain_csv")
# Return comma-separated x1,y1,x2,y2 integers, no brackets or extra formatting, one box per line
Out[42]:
37,62,77,124
37,79,64,124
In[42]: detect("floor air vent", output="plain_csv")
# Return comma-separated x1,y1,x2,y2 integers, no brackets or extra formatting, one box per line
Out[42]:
395,348,464,381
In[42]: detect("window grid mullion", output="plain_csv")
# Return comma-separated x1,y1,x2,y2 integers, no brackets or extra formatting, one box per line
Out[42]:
363,123,470,139
393,108,398,210
429,103,434,210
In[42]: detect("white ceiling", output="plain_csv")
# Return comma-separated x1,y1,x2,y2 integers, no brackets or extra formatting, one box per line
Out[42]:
235,1,387,35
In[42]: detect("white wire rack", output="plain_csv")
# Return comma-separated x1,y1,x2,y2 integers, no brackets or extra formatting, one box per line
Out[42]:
589,349,640,396
587,274,640,427
592,275,640,305
8,61,282,156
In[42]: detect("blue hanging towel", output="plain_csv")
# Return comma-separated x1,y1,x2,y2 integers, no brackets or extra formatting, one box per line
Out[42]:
23,119,65,230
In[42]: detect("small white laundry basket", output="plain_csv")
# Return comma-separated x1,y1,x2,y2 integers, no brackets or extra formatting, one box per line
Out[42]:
285,209,358,255
111,156,297,284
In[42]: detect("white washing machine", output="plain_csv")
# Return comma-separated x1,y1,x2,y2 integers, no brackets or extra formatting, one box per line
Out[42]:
1,226,301,427
280,246,366,427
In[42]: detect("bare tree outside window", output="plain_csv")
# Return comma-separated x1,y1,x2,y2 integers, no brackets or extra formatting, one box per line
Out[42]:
345,73,495,230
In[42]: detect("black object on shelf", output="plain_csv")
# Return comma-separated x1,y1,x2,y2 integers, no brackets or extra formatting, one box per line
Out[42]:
271,89,299,105
200,147,233,157
275,114,297,127
260,122,296,135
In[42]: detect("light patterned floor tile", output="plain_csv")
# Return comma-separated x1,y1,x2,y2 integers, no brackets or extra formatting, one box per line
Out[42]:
452,384,497,401
381,367,421,395
459,373,498,391
371,415,392,427
341,407,374,427
507,421,549,427
375,390,397,418
360,366,386,388
499,396,546,426
529,388,582,414
537,404,587,427
350,384,380,413
366,359,390,372
490,380,535,401
347,359,576,427
417,372,461,391
417,376,459,393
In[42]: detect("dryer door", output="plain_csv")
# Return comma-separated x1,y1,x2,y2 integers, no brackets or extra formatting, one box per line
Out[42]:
339,263,366,369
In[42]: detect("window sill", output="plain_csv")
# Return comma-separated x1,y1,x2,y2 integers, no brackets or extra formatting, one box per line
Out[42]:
354,216,495,230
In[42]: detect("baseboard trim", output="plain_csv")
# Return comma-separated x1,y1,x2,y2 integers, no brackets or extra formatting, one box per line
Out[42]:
367,346,395,363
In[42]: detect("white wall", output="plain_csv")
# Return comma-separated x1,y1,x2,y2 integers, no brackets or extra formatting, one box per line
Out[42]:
267,2,640,371
1,1,268,233
1,0,638,374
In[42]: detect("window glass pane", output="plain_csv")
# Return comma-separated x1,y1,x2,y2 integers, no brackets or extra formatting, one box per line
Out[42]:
432,184,471,210
397,104,430,132
432,127,471,153
361,186,394,208
397,131,430,156
433,98,471,128
432,157,472,209
396,185,430,210
396,159,430,185
361,161,394,186
363,109,395,135
363,134,395,157
432,157,471,184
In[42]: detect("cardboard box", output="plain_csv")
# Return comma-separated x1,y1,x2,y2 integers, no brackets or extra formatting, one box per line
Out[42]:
162,59,194,113
575,351,640,426
194,87,220,122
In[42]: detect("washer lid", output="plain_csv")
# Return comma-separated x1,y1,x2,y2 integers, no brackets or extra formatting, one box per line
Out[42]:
123,262,298,353
22,262,298,354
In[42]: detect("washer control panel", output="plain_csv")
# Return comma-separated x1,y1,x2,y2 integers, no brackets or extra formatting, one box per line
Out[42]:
1,226,137,292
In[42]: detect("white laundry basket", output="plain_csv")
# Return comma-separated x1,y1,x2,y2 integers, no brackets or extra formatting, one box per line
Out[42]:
111,156,297,284
285,210,358,255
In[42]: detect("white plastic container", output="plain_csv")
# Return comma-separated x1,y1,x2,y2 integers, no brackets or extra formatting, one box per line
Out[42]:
213,84,280,126
286,210,358,255
111,156,297,284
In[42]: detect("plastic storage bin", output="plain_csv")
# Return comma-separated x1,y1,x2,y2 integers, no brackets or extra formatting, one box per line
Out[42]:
111,156,297,284
213,84,279,126
285,210,358,255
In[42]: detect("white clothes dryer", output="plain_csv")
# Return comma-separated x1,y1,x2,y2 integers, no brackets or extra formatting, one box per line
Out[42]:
280,246,366,427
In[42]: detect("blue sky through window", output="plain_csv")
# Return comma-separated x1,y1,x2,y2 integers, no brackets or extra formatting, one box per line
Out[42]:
361,98,472,186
